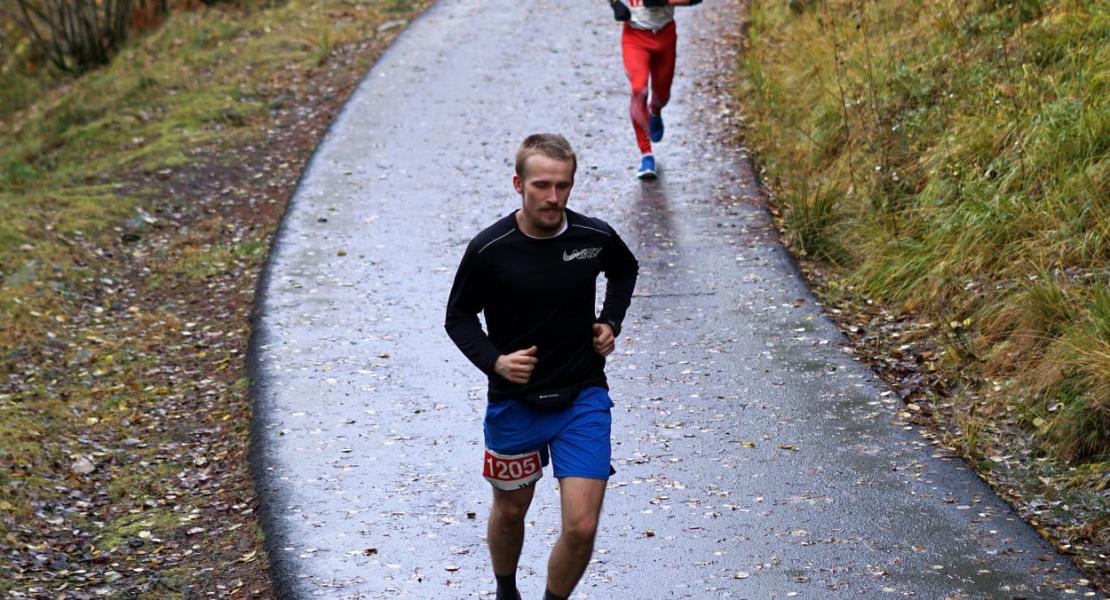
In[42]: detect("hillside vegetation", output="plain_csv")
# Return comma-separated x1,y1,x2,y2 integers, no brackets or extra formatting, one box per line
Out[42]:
0,0,424,594
737,0,1107,582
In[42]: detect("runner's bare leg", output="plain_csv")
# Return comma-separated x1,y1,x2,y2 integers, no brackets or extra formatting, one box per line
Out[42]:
546,477,607,597
489,483,537,577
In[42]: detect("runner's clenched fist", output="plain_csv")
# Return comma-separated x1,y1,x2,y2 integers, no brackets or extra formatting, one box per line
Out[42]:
494,346,538,384
592,323,615,357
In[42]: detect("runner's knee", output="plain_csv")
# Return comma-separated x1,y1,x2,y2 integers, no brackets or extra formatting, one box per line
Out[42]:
491,492,530,524
564,514,599,545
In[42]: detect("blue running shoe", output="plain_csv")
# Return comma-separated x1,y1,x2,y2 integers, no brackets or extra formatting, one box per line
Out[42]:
637,154,657,180
649,110,664,142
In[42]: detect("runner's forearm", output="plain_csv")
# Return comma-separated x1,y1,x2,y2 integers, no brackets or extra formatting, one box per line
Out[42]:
599,272,636,334
445,312,501,375
598,233,639,335
445,242,501,375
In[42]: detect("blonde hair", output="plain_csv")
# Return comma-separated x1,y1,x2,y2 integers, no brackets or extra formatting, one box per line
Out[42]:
515,133,577,180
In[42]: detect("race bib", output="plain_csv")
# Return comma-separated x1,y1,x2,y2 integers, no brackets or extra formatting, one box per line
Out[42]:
483,448,543,490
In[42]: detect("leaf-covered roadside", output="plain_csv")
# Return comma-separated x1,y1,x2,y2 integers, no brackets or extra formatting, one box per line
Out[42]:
793,264,1109,592
0,1,429,597
727,0,1107,591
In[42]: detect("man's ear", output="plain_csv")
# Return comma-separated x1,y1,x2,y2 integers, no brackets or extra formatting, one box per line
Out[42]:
512,174,524,195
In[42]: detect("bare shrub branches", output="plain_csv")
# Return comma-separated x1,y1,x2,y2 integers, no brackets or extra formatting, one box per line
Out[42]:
12,0,134,72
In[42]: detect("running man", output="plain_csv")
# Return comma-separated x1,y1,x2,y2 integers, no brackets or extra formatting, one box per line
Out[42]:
608,0,702,179
445,133,639,600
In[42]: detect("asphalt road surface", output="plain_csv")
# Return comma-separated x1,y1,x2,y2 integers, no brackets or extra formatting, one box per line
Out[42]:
249,0,1097,597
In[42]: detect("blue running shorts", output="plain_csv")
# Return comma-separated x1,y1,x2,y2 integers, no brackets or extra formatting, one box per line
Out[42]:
483,386,613,481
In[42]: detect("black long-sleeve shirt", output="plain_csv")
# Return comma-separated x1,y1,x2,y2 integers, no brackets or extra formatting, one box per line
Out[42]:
445,209,639,404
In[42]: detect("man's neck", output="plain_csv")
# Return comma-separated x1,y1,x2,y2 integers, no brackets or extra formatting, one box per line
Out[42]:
515,210,566,239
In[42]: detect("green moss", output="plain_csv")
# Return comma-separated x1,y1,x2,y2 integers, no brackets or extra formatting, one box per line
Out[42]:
97,508,180,552
171,238,269,282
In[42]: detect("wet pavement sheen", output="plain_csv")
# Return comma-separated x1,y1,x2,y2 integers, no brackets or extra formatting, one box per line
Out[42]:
249,0,1096,598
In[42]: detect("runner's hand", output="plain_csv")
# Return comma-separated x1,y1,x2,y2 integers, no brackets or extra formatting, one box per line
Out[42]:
610,0,631,21
592,323,615,357
495,346,538,384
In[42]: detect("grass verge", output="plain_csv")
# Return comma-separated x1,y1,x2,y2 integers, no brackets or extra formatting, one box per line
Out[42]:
735,0,1108,589
0,0,428,596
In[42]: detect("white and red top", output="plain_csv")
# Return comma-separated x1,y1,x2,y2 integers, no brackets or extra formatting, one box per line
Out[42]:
627,1,674,32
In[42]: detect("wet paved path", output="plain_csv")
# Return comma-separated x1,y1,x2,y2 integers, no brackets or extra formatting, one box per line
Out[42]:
249,0,1096,598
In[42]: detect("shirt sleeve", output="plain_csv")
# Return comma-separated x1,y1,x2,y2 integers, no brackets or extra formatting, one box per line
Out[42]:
598,225,639,335
445,240,502,376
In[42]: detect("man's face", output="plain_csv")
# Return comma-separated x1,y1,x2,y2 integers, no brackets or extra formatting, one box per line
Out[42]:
513,154,574,234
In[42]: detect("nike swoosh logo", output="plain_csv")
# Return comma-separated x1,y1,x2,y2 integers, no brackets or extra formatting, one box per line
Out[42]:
563,247,602,262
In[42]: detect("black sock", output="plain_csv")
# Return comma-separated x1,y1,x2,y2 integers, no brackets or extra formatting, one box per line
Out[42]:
543,589,567,600
495,574,518,600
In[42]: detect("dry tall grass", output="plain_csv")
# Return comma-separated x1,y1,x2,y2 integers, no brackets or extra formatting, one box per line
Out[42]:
739,0,1108,461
